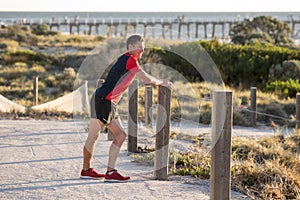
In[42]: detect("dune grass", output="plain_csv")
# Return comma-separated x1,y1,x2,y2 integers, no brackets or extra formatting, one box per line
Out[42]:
131,129,300,199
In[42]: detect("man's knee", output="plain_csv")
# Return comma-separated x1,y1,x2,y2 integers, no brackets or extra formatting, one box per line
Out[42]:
115,131,126,144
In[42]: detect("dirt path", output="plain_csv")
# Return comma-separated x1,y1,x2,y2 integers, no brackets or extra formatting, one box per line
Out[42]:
0,119,267,199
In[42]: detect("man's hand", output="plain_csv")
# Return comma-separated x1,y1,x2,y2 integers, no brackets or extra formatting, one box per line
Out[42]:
160,79,175,90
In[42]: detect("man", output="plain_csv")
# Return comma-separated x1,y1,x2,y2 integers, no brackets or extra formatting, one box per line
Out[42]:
80,34,174,182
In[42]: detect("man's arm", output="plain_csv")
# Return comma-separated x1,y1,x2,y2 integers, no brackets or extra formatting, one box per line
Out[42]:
135,69,174,89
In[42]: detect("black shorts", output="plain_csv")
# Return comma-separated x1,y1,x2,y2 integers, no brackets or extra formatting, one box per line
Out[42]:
90,94,117,125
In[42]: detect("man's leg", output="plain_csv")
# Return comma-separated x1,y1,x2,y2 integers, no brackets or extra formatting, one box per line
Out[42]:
106,118,126,171
83,118,104,171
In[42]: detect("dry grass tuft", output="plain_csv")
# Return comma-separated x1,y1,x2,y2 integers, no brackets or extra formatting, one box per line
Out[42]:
231,131,300,199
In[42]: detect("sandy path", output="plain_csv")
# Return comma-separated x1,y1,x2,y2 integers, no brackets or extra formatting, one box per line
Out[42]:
0,119,267,199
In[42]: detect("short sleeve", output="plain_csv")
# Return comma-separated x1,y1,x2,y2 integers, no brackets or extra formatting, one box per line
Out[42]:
126,56,142,74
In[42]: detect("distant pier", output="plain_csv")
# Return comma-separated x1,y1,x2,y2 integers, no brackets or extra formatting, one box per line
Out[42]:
2,17,300,39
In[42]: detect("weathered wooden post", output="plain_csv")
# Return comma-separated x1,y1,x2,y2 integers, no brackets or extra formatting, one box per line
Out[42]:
221,23,225,39
296,93,300,129
187,24,190,38
178,22,181,39
169,24,173,39
204,23,208,39
128,80,138,152
250,87,257,127
106,25,111,37
143,24,147,38
212,23,216,38
195,23,199,38
210,90,233,200
162,24,165,39
145,85,153,128
33,76,38,106
154,85,171,180
151,25,155,38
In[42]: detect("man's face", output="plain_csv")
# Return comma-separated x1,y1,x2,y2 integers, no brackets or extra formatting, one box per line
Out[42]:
128,41,145,59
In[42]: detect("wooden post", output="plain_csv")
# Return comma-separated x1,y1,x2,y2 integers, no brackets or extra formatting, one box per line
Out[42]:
212,23,216,38
228,22,232,35
154,86,171,180
106,25,111,37
124,24,128,37
250,87,257,127
178,22,181,39
291,22,295,36
76,25,80,35
162,24,165,39
210,90,232,200
128,80,138,153
145,86,153,127
95,25,99,35
187,24,190,38
204,23,208,39
88,25,92,35
69,24,72,34
151,25,155,38
195,24,199,38
221,23,225,39
33,76,38,106
143,24,147,38
296,93,300,129
114,25,118,36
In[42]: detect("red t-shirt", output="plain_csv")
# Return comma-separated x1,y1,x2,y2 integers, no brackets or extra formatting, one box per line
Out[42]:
95,52,142,105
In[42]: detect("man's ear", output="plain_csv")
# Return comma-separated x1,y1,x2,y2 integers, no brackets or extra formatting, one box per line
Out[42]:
128,44,133,51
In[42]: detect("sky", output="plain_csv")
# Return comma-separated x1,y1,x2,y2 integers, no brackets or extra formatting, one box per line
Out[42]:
0,0,299,12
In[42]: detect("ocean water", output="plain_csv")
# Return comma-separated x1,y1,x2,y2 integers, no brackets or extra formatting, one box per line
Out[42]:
0,12,299,40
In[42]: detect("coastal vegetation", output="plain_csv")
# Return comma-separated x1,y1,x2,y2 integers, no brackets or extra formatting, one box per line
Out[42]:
132,129,300,199
0,16,300,199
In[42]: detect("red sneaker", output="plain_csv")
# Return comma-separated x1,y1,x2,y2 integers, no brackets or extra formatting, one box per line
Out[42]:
80,168,105,179
104,170,130,182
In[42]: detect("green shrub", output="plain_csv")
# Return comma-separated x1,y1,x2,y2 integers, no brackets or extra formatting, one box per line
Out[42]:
2,50,50,65
198,40,300,89
31,24,57,36
269,60,300,81
65,36,83,43
45,75,58,87
266,79,300,98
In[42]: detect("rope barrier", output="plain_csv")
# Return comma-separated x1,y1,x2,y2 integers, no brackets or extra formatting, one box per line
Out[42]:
236,107,293,122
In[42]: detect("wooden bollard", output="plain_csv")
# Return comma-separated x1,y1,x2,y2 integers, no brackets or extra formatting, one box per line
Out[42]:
210,90,233,200
154,86,171,180
145,86,153,127
128,80,138,153
33,76,38,106
250,87,257,127
296,93,300,129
